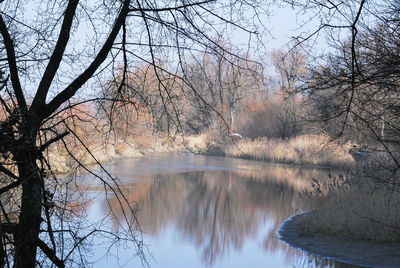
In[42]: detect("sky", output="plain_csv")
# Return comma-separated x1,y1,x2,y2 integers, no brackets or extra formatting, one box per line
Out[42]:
1,0,333,101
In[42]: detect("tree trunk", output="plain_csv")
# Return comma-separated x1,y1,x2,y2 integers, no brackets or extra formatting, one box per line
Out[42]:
13,157,42,268
230,105,235,132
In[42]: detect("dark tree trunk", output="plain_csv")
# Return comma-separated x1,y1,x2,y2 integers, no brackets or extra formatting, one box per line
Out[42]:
0,235,6,267
13,145,42,267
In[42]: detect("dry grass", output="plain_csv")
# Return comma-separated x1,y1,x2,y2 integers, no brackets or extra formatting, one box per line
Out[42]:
296,174,400,242
182,134,213,153
225,135,355,168
131,135,154,150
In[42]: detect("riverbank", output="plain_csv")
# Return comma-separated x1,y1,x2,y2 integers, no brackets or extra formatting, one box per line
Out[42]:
48,136,187,174
48,133,356,174
224,135,355,169
279,212,400,267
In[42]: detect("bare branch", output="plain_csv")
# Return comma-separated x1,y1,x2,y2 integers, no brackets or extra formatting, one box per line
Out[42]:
0,180,21,196
0,15,26,111
39,131,70,152
129,0,215,12
45,0,131,118
37,239,65,268
31,0,79,111
0,164,19,181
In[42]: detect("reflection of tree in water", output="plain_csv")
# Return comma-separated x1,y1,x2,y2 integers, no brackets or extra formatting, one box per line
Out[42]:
104,164,347,266
179,171,262,264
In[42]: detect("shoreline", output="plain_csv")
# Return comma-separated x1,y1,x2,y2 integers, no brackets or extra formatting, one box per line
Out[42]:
205,152,351,170
279,212,400,268
49,134,356,174
52,146,351,175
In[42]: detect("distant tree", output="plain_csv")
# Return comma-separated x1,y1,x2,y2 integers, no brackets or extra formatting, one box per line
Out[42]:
271,47,307,138
0,0,265,266
239,99,281,138
182,43,263,134
271,47,306,94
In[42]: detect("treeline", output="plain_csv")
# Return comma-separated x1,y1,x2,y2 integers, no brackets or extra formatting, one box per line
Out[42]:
90,46,316,142
55,27,400,169
49,43,361,170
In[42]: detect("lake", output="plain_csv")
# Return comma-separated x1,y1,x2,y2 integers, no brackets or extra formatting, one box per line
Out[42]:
75,154,361,267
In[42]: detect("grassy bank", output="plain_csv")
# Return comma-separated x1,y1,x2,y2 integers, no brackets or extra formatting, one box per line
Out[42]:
225,135,355,169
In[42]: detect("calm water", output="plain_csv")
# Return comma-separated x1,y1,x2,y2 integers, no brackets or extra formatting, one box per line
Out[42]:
76,154,361,268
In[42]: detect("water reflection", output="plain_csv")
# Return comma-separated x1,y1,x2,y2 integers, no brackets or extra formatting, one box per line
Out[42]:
88,155,354,267
293,252,365,268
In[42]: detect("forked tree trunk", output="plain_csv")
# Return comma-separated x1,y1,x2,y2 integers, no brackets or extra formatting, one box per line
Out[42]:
13,156,42,268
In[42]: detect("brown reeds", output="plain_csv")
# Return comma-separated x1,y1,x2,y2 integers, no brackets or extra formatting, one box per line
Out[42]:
225,135,355,169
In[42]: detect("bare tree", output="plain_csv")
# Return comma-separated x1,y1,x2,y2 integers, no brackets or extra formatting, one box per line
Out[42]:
0,0,266,267
271,46,307,138
182,42,263,135
281,0,400,185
